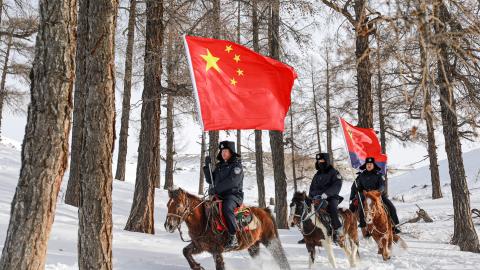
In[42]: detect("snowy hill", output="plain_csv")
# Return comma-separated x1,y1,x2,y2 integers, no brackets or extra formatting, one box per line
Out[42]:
1,138,480,269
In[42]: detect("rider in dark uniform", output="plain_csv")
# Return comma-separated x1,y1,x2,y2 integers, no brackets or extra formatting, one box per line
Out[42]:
349,157,401,234
204,141,244,249
308,153,344,243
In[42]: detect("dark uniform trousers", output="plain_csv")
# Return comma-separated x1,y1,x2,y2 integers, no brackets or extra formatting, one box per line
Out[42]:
326,198,342,230
222,197,239,234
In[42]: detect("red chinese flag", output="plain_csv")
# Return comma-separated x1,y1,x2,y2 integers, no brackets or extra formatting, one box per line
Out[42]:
184,35,297,131
339,118,388,174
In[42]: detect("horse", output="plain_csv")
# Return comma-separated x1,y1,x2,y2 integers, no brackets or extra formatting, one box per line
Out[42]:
164,188,291,270
289,191,359,268
362,190,407,261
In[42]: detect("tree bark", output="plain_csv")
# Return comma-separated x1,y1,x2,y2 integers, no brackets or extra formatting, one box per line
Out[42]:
289,109,297,192
198,132,206,195
354,0,373,128
325,51,333,164
435,0,479,252
311,63,322,153
115,0,137,182
164,25,175,190
375,39,387,195
425,90,442,199
208,0,221,161
0,0,76,268
252,0,265,208
0,32,12,140
268,0,288,229
65,0,89,207
125,0,163,234
77,1,117,269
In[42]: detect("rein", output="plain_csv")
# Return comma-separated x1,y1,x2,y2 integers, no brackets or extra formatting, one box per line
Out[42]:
166,196,208,242
364,198,390,239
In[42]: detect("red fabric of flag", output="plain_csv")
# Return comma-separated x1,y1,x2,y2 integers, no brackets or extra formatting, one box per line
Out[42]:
184,35,297,131
340,118,388,173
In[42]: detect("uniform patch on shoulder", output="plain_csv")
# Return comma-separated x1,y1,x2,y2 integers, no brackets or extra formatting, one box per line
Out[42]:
336,174,343,179
234,167,242,175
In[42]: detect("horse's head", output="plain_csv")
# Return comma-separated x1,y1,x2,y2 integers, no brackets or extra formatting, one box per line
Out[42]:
363,190,382,224
164,187,190,233
289,191,308,227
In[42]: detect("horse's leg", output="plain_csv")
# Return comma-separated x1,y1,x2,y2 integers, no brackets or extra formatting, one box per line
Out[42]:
213,252,225,270
248,241,260,258
350,236,359,266
263,237,291,270
306,243,315,269
320,237,337,269
341,235,354,267
183,243,204,270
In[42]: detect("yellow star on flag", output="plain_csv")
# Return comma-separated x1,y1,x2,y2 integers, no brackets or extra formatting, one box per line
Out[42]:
233,54,241,63
225,45,233,53
230,77,237,86
200,49,220,72
347,129,354,141
236,69,244,76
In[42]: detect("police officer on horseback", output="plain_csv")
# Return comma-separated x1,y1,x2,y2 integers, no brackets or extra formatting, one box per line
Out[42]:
308,153,344,243
349,157,401,234
204,140,244,249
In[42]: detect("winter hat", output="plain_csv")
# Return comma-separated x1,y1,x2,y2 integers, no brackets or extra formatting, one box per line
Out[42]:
217,141,239,161
359,157,381,171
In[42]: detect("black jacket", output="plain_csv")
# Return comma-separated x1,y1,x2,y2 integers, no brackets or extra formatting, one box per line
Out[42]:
308,165,343,199
203,156,244,203
350,170,385,200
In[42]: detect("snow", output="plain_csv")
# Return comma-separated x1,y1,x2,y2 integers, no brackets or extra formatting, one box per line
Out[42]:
1,137,480,269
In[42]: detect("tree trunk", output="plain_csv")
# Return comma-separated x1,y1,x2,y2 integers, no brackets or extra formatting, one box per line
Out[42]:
325,52,333,164
289,109,297,192
354,0,373,128
115,0,137,182
425,90,442,199
375,40,388,195
198,132,206,195
208,0,221,161
78,1,117,269
435,0,479,252
125,0,163,234
164,25,175,190
164,94,174,189
252,0,266,208
65,0,89,207
0,32,12,140
269,0,288,229
311,63,321,153
0,0,76,268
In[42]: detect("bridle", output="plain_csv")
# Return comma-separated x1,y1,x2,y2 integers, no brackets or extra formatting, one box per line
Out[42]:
166,195,207,242
292,200,321,236
363,196,389,239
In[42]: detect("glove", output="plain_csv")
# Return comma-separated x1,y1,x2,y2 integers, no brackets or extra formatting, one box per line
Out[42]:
205,156,211,166
321,193,328,200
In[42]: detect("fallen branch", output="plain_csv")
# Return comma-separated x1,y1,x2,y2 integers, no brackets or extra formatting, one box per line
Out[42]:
398,204,433,227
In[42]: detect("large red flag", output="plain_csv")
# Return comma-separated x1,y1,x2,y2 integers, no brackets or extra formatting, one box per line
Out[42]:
184,35,297,131
339,118,388,174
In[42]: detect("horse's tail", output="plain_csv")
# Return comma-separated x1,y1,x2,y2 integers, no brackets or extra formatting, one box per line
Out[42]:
262,208,291,270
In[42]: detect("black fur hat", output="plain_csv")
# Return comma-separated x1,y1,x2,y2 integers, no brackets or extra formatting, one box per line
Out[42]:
359,157,381,171
316,153,330,162
217,141,239,161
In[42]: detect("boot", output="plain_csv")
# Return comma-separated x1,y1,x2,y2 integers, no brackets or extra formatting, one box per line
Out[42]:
361,226,371,238
298,238,305,244
333,227,342,244
225,233,239,249
394,226,401,234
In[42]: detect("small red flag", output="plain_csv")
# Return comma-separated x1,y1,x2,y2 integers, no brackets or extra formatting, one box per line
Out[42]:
339,118,388,174
184,35,297,131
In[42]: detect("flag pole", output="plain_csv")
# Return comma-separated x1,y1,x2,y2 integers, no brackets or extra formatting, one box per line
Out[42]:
339,117,366,219
183,34,204,130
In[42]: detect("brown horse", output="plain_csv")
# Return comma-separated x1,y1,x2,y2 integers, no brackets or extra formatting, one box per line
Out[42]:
289,191,359,268
362,190,407,261
164,188,291,270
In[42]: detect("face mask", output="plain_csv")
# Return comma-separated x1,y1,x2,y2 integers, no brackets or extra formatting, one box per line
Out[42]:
318,162,328,170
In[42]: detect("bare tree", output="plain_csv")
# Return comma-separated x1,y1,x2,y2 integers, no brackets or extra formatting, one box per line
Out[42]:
0,0,76,267
115,0,137,182
125,0,164,234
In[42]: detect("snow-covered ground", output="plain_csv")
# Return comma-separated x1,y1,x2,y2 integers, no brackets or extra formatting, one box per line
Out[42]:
1,138,480,269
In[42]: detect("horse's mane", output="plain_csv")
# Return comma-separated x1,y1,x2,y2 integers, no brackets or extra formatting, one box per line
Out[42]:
169,187,203,203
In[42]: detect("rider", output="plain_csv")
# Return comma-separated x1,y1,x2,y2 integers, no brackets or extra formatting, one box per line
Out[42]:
204,141,244,249
349,157,401,234
308,153,344,243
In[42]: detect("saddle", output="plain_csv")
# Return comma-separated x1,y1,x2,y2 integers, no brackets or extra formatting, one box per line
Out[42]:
205,199,258,233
